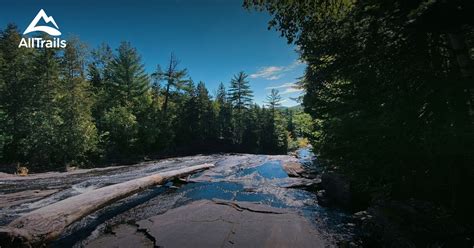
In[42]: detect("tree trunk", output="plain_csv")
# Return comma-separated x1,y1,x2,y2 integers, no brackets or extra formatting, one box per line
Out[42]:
0,163,214,247
162,81,171,116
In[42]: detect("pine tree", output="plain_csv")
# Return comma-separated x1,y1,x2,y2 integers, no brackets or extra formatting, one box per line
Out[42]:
88,43,114,89
175,81,198,145
103,106,138,156
152,53,189,117
228,72,253,112
262,89,288,153
216,82,227,105
104,42,150,156
265,89,282,117
196,81,215,141
215,83,233,141
58,38,98,165
109,42,149,107
242,104,261,153
0,41,5,160
26,35,63,166
228,72,253,143
0,24,35,163
284,108,296,139
1,25,296,170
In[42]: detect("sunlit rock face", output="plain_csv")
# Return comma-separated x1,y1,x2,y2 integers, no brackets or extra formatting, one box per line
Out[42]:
0,150,355,247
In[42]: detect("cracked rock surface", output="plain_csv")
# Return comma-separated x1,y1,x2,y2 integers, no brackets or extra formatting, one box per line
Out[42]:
136,199,324,248
50,152,354,247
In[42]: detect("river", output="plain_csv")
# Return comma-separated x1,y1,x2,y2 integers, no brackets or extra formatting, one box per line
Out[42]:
0,149,355,247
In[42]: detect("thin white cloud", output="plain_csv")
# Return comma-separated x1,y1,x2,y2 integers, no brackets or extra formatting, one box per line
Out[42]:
265,82,298,90
266,81,304,96
250,59,305,80
267,75,283,80
250,66,284,80
281,87,304,95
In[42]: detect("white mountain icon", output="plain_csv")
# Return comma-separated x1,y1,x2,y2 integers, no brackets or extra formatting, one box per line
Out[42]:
23,9,61,36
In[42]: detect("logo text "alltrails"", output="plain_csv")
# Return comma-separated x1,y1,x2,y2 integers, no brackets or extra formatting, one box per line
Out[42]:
19,37,67,48
19,9,67,48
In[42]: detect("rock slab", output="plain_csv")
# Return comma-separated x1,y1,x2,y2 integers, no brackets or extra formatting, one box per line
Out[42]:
137,200,325,248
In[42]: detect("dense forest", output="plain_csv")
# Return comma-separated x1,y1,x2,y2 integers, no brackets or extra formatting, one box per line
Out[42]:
245,0,473,246
0,24,311,171
1,0,473,245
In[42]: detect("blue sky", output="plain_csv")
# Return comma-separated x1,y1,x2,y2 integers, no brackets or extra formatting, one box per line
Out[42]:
0,0,305,106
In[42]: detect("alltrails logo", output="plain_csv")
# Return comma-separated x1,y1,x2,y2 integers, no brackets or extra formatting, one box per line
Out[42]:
18,9,67,48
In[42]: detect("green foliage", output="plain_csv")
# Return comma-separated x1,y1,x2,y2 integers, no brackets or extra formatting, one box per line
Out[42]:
109,42,149,107
0,24,302,171
0,24,36,163
152,53,189,117
228,71,254,143
228,71,253,112
0,46,6,160
246,0,474,236
215,83,233,141
103,106,138,155
58,38,99,165
292,112,312,138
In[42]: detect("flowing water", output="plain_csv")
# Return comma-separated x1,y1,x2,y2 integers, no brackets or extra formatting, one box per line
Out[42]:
0,149,355,247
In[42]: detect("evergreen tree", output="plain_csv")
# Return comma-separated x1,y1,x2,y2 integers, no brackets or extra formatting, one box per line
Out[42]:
196,81,215,141
264,89,287,153
216,82,227,105
88,43,114,126
228,71,253,143
175,81,198,145
242,104,261,153
100,42,150,156
228,72,253,112
109,42,149,107
103,106,138,156
0,39,5,160
265,89,282,116
26,35,63,166
88,43,114,90
152,53,189,117
284,108,296,139
246,0,474,242
0,25,297,171
0,24,35,163
215,82,233,141
58,38,98,165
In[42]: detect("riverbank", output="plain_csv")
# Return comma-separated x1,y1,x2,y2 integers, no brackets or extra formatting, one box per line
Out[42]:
0,152,356,247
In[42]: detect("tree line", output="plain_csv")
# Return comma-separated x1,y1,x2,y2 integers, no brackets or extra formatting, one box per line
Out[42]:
245,0,473,246
0,24,311,171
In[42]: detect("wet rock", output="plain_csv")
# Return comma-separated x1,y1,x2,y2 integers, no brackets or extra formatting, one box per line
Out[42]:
86,224,154,248
0,172,11,178
1,153,354,246
0,189,60,208
282,161,305,177
279,177,319,189
136,200,326,248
